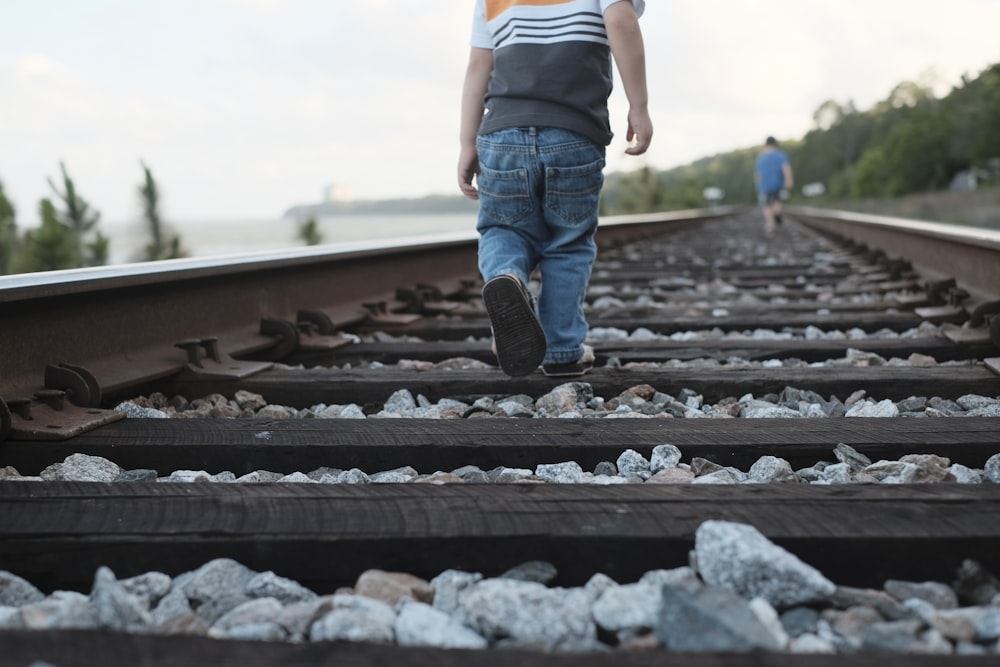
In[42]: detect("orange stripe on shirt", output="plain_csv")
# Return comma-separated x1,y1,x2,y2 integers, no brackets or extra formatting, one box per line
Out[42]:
486,0,575,21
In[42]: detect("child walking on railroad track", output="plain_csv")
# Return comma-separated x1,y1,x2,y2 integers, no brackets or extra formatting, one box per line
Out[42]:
458,0,652,377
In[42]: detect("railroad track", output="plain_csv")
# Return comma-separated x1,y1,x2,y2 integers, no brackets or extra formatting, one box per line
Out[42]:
2,207,1000,665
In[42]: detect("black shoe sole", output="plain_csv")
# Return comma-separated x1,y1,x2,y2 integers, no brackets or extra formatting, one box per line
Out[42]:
482,275,546,377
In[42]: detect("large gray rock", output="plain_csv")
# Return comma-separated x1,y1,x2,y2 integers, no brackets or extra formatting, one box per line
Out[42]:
394,599,487,649
0,571,45,607
747,456,800,483
985,454,1000,484
431,570,482,615
19,591,98,630
309,594,395,643
655,585,784,652
209,597,288,641
119,571,172,609
650,444,683,471
592,581,662,631
535,461,588,484
245,571,317,605
695,521,835,608
177,558,257,624
457,578,597,651
90,566,152,632
150,587,195,627
41,453,123,482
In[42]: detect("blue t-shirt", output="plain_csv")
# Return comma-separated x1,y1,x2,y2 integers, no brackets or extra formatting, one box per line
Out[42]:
756,149,789,194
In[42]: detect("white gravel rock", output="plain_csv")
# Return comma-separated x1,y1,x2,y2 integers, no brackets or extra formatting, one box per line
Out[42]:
309,594,395,643
845,399,900,418
394,599,488,649
742,404,804,419
245,571,316,605
986,454,1000,484
41,454,123,482
209,597,286,640
535,461,587,484
114,402,169,418
650,444,683,471
949,464,983,484
277,472,316,484
695,521,836,608
0,606,21,629
616,449,651,478
20,591,98,630
158,470,215,483
90,566,152,633
457,578,598,651
592,581,662,631
0,571,45,607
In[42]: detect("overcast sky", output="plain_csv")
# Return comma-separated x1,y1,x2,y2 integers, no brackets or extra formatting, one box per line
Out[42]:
2,0,998,226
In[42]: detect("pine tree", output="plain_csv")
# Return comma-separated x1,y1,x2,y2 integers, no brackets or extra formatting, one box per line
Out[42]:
297,216,323,246
17,199,79,273
139,161,185,260
0,178,18,275
47,161,107,266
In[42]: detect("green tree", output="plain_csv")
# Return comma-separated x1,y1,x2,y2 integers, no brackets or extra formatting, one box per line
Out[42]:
944,64,1000,174
297,216,323,245
596,61,1000,211
47,161,107,266
0,178,18,275
15,199,79,273
138,161,186,260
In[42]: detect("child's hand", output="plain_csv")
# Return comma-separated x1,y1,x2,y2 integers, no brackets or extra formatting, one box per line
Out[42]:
625,107,652,156
457,146,480,199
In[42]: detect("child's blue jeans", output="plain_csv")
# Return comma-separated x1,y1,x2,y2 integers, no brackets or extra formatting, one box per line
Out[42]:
475,127,606,365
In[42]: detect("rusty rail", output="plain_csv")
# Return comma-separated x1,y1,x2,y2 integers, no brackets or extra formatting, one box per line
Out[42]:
6,204,999,443
0,209,731,440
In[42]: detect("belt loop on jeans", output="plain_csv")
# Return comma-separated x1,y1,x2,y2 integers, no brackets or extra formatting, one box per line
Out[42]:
528,126,537,136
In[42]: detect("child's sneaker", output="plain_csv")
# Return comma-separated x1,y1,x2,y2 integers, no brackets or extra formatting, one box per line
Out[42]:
482,274,546,376
542,344,595,377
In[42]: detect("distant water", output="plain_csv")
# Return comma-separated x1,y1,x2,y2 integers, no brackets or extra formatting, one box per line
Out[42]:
102,213,477,265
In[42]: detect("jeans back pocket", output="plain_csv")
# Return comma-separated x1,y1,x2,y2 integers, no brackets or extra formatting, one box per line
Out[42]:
545,158,605,225
478,165,533,224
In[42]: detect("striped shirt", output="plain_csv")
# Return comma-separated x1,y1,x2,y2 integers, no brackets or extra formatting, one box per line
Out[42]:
471,0,645,146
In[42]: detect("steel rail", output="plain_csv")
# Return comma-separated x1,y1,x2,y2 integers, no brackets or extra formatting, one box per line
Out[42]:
791,206,1000,306
5,204,998,440
0,210,728,432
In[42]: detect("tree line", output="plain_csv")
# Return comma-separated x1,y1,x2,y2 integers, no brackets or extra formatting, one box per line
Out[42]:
600,61,1000,214
0,162,185,275
0,159,331,276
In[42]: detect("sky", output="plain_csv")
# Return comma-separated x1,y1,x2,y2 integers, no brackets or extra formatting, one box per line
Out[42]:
2,0,999,228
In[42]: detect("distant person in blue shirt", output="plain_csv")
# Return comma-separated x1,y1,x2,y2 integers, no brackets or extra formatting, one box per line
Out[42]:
754,136,793,237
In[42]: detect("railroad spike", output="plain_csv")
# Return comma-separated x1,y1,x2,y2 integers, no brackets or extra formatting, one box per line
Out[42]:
34,389,67,411
297,309,336,335
174,339,204,366
200,337,222,363
259,318,300,360
43,364,101,408
361,301,422,327
969,300,1000,329
175,334,275,381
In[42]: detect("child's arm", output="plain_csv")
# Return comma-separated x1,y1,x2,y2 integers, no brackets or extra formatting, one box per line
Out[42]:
605,2,652,156
458,47,494,199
